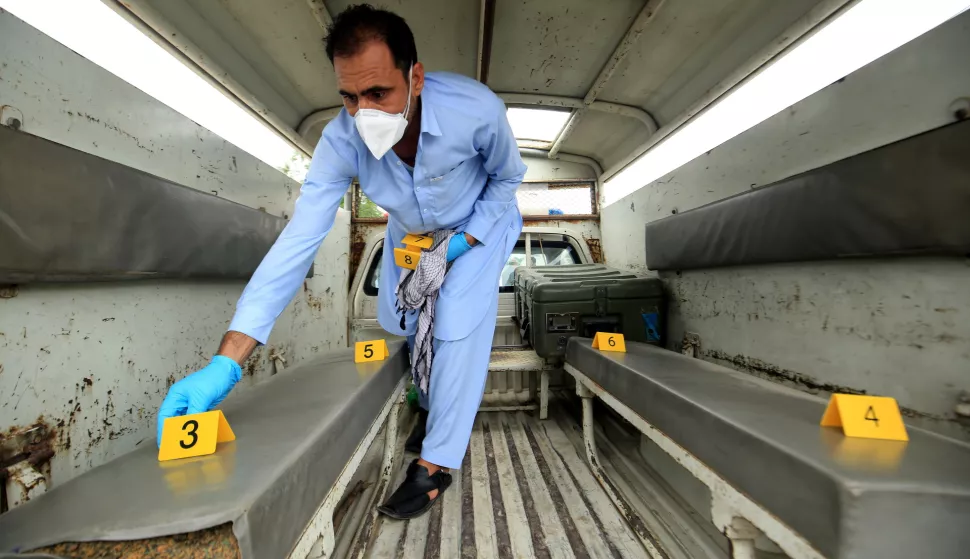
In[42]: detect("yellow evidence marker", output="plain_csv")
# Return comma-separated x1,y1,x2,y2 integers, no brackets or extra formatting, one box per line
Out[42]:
401,233,434,249
820,394,909,441
158,410,235,462
394,248,420,270
396,233,433,269
592,332,626,352
355,339,390,363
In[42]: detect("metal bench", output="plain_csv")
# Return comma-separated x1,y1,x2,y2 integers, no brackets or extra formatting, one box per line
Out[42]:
0,343,409,559
564,338,970,559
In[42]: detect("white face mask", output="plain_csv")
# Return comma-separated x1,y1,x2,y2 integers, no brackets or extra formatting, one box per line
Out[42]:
354,64,414,160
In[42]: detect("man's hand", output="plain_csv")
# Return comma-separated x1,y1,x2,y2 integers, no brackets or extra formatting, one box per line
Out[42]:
447,233,476,262
156,331,256,445
156,355,242,445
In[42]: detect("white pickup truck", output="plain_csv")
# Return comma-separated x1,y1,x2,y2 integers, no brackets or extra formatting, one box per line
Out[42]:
1,1,969,558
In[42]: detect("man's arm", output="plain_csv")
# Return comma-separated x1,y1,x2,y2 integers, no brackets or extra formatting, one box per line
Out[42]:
225,129,357,351
217,330,260,364
463,97,528,245
156,126,356,443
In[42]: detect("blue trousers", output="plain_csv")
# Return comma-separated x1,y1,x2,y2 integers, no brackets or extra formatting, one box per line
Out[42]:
414,292,498,469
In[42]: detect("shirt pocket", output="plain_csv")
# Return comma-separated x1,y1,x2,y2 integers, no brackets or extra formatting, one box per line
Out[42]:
427,159,470,210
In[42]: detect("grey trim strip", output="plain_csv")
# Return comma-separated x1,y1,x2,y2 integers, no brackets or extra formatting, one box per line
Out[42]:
0,126,293,282
644,120,970,271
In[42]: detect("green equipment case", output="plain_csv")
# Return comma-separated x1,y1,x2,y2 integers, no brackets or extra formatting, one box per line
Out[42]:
514,264,666,359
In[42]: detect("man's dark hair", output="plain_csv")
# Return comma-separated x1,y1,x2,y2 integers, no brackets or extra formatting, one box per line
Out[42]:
325,4,418,77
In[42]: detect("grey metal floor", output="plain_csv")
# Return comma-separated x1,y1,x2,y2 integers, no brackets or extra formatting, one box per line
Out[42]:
361,408,649,559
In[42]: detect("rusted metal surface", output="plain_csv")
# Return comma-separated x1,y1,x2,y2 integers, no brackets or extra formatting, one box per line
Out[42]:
1,421,55,512
305,0,333,32
5,461,48,510
350,222,387,291
0,13,350,487
0,421,56,474
584,237,604,263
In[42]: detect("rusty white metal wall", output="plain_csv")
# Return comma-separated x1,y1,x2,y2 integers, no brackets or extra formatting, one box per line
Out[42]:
0,10,350,487
600,12,970,439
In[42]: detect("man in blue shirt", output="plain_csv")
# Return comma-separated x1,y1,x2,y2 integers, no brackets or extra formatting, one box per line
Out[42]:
156,5,525,519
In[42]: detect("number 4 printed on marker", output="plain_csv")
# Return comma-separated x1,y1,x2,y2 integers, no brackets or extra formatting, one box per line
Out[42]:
820,394,907,441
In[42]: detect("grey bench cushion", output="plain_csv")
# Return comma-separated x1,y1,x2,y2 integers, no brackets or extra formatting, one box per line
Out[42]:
566,338,970,559
0,343,408,559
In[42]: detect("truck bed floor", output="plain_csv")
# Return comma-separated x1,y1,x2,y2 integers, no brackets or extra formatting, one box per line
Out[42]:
362,408,648,558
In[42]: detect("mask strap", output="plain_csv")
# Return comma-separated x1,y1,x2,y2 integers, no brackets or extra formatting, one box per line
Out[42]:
403,64,414,119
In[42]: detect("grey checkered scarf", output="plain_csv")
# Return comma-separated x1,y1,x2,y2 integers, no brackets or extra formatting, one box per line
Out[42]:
395,230,455,394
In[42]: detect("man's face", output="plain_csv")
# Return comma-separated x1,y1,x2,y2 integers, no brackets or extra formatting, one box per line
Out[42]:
334,40,424,119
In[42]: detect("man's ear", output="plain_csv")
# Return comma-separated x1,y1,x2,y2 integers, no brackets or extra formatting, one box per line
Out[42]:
412,62,425,97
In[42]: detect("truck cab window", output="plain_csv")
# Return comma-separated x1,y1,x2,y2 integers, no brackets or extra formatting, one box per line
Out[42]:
500,240,580,292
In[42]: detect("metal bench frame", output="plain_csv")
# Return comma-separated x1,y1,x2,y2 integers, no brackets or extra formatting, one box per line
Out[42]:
564,363,825,559
291,375,407,559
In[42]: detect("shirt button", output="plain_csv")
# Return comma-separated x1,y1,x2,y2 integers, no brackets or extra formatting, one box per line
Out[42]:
416,187,421,191
397,161,402,166
423,209,427,213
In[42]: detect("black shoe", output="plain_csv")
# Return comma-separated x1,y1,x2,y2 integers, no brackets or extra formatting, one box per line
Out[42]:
404,409,428,454
377,459,452,520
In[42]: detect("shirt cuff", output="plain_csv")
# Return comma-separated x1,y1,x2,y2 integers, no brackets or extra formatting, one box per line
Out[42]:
464,214,492,246
227,307,276,345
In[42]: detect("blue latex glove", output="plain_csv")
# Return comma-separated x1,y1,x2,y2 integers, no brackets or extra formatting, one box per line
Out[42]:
446,233,473,262
156,355,242,445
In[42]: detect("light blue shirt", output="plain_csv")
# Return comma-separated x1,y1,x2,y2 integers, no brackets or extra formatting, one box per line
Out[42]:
229,72,527,344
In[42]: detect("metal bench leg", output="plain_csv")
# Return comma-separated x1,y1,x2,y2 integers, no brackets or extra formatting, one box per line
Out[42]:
539,370,549,419
577,381,666,559
727,518,759,559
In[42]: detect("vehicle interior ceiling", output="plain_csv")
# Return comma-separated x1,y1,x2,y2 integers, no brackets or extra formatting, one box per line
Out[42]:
105,0,833,182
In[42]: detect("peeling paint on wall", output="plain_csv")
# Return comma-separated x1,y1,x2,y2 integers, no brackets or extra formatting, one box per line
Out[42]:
0,13,350,487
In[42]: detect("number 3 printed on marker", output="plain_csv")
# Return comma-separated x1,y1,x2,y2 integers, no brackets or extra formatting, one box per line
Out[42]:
180,419,199,449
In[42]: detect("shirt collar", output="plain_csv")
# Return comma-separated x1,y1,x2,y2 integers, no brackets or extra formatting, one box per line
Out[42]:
419,95,442,137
